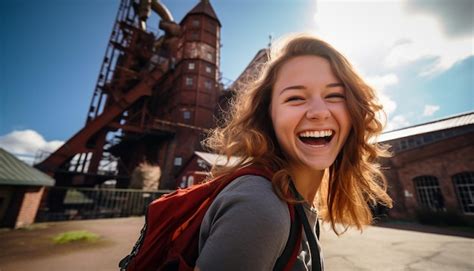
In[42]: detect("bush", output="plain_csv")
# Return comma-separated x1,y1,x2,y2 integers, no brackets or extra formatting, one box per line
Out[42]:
52,230,100,244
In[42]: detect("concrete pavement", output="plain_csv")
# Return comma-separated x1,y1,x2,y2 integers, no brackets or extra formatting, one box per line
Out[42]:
321,225,473,270
0,217,472,271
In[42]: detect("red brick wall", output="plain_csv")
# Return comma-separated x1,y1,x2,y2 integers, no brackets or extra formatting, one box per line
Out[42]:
15,186,44,228
385,133,474,219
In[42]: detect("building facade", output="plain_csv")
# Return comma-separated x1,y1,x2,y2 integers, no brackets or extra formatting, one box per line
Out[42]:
379,112,474,220
0,148,55,228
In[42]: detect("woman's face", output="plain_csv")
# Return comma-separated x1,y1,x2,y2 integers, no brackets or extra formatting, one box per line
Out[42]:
270,55,352,173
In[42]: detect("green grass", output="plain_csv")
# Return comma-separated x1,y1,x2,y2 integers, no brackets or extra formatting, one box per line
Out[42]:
52,230,100,244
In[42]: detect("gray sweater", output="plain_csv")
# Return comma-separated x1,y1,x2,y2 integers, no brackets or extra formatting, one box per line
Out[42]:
196,175,324,271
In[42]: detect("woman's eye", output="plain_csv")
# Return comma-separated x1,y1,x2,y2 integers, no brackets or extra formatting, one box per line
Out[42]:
326,93,346,101
285,96,304,102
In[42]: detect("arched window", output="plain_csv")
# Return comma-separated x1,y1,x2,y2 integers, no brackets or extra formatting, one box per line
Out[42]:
413,176,445,211
452,172,474,214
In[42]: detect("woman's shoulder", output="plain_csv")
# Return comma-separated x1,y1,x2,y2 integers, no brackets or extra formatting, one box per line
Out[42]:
220,174,276,193
207,174,290,227
197,174,292,270
219,174,288,211
206,175,291,231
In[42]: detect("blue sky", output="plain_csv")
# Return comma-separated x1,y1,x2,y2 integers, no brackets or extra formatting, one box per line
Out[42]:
0,0,473,159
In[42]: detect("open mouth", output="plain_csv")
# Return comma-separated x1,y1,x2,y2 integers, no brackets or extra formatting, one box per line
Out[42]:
298,129,334,146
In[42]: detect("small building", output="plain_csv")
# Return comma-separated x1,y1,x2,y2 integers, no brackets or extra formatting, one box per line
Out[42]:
0,148,55,228
176,151,241,188
379,111,474,220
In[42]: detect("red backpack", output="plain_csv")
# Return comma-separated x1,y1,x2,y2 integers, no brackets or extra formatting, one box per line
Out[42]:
119,166,303,271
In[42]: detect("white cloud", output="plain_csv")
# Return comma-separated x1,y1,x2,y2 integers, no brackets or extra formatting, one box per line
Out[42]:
0,130,64,163
0,130,118,172
313,0,473,76
366,74,399,91
423,104,440,116
365,74,399,117
386,115,411,131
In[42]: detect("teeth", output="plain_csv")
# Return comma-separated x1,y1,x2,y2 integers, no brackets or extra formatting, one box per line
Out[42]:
299,130,333,138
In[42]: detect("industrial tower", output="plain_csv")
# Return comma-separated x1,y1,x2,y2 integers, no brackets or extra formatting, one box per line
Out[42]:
35,0,222,190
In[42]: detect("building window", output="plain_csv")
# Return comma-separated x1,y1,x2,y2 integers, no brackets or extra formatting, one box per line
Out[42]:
204,80,212,90
188,62,195,70
185,76,193,86
197,158,207,169
191,32,199,40
192,19,200,27
183,111,191,120
205,65,212,73
452,172,474,214
180,176,187,188
187,176,195,187
206,21,216,32
413,176,445,211
422,134,434,144
174,157,182,166
206,52,213,62
400,140,407,150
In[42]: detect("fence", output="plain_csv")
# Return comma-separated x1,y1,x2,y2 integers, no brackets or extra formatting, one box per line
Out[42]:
36,187,173,222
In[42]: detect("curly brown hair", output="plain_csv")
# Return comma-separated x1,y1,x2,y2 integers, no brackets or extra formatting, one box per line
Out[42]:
203,34,393,235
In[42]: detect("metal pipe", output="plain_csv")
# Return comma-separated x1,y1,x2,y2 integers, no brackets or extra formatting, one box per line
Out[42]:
151,0,174,22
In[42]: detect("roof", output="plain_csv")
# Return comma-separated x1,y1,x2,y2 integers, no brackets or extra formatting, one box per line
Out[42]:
195,151,242,167
0,148,55,186
378,111,474,142
183,0,221,26
229,48,269,91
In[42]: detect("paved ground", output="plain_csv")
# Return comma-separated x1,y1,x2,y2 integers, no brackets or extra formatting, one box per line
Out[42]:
321,224,473,270
0,217,473,271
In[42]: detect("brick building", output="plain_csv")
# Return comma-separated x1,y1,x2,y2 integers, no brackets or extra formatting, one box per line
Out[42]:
379,112,474,220
111,0,223,189
0,148,55,228
176,151,241,188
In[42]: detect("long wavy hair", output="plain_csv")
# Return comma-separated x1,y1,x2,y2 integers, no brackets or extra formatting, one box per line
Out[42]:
203,34,393,235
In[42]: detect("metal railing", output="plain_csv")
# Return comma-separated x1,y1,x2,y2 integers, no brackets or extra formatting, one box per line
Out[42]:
36,187,173,222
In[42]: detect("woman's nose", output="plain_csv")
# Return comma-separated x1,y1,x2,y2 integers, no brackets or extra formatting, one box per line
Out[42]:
306,99,330,120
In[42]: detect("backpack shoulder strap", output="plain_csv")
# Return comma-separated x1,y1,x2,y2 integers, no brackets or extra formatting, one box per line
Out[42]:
290,181,322,271
273,204,302,271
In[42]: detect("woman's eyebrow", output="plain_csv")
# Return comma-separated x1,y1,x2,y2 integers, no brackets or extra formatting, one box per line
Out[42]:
327,82,344,88
279,85,306,95
279,82,344,95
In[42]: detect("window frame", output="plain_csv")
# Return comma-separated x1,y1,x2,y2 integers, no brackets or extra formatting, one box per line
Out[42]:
452,172,474,214
413,175,445,211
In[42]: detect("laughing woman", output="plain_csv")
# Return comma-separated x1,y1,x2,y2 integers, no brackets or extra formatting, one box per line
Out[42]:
196,34,393,271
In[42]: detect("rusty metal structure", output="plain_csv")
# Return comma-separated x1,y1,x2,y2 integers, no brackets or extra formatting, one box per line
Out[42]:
36,0,222,190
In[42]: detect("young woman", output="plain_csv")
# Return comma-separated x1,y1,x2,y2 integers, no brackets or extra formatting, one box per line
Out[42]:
196,34,393,270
